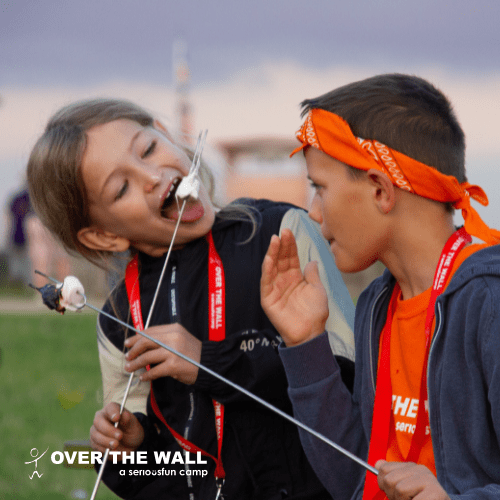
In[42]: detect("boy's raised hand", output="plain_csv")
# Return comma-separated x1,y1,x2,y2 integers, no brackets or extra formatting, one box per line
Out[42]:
376,460,451,500
260,228,329,347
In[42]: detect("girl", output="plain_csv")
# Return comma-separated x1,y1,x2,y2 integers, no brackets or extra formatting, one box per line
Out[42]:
27,99,355,500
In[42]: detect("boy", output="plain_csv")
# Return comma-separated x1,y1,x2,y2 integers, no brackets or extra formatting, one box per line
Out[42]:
260,74,500,500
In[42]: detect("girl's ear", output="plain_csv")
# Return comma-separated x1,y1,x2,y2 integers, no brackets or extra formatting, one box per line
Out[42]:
77,227,130,252
366,168,396,214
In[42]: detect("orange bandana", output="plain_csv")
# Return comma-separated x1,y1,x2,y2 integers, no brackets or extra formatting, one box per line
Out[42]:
292,108,500,245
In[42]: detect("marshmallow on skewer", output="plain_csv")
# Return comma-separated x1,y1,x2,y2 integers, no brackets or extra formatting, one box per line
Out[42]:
175,129,206,202
175,174,201,201
59,276,86,311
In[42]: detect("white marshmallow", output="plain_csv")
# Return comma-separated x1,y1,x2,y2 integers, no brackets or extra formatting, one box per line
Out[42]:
176,175,200,200
59,276,86,311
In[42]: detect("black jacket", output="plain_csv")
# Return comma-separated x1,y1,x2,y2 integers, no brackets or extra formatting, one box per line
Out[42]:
97,199,354,500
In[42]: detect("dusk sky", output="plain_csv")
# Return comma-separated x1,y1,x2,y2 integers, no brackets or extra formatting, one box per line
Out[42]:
2,0,500,242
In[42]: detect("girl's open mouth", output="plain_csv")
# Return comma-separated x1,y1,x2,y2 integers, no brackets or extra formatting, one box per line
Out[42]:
160,178,182,218
160,177,204,222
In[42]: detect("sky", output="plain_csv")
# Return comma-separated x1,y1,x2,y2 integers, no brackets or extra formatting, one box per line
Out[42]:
2,0,500,245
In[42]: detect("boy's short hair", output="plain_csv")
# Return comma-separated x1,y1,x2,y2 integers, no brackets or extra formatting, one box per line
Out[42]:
300,73,467,183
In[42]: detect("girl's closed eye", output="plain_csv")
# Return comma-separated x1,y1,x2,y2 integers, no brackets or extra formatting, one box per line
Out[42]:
142,140,157,159
115,180,129,201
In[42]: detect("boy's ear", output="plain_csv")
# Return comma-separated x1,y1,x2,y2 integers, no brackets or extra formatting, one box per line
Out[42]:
366,168,396,214
77,227,130,252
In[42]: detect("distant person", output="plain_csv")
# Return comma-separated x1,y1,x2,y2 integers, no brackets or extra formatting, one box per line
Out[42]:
27,98,355,499
26,215,71,288
6,186,32,285
261,74,500,500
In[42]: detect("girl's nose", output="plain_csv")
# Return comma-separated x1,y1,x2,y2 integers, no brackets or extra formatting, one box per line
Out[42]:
142,165,161,193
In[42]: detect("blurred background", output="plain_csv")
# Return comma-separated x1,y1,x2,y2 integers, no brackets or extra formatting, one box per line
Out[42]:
1,0,500,497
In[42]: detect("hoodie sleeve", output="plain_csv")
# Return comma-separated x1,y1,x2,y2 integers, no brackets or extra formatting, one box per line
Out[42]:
279,331,366,500
97,315,150,414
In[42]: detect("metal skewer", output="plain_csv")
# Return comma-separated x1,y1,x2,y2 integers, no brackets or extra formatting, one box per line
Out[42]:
34,130,207,499
87,129,207,499
33,271,377,477
32,127,378,495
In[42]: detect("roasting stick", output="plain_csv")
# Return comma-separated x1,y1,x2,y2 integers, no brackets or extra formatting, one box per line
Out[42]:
34,270,378,477
33,132,208,499
86,130,207,499
33,127,378,497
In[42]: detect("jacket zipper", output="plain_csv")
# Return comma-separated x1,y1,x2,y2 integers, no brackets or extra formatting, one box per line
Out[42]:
369,286,389,395
169,262,196,499
426,301,443,446
369,288,443,414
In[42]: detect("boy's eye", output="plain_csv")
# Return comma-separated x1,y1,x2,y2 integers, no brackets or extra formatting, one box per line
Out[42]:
115,180,128,200
309,180,322,191
142,140,157,159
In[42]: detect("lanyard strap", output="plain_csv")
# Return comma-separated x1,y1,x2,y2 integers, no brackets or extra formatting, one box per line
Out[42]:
363,227,471,500
124,230,226,480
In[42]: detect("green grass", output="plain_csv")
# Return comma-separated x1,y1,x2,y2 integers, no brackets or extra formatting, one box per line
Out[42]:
0,313,120,500
0,282,36,298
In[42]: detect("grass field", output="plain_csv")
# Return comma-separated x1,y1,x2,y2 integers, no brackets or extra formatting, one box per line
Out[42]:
0,312,120,500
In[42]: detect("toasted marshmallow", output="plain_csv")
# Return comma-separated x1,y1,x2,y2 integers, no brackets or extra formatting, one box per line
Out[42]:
59,276,86,311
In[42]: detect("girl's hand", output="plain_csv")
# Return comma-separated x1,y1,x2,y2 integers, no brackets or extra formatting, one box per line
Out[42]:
124,323,201,385
260,229,329,347
90,402,144,458
376,460,450,500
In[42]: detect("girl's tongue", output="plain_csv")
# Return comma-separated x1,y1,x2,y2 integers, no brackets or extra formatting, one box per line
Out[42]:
169,202,205,222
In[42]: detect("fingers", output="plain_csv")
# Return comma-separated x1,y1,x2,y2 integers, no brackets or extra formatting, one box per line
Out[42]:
123,324,201,384
266,233,282,262
303,261,323,288
261,234,281,292
125,347,167,373
140,363,177,383
261,254,278,298
90,403,143,457
124,334,140,349
124,325,175,363
125,335,155,358
90,403,124,453
261,230,301,299
376,461,449,500
276,229,300,272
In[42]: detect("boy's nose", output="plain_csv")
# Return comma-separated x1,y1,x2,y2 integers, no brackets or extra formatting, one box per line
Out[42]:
308,195,323,225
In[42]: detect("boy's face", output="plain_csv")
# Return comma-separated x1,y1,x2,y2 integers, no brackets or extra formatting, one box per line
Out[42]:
305,147,384,273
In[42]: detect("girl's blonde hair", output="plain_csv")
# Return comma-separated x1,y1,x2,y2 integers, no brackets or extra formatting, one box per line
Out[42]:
27,99,257,269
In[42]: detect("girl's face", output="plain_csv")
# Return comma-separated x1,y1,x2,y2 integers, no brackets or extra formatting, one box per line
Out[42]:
78,119,216,256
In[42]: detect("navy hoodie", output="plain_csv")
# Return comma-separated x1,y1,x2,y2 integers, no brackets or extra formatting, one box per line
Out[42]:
280,244,500,500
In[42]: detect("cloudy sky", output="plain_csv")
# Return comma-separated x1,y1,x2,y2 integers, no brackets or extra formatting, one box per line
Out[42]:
2,0,500,243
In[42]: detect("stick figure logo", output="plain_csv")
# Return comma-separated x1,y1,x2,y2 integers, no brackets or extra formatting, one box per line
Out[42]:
25,447,49,479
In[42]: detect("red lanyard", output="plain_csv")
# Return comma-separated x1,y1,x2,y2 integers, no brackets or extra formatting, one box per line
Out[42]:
124,230,226,480
363,227,471,500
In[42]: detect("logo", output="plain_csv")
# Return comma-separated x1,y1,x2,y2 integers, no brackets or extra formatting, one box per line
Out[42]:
25,447,49,479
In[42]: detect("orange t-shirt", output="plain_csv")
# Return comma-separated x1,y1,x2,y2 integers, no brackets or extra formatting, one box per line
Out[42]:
381,243,488,474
